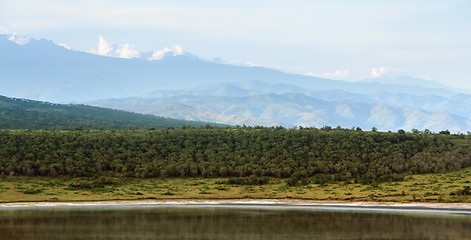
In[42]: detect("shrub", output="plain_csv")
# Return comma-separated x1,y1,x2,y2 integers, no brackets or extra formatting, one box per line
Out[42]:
450,186,470,196
227,176,269,185
66,181,93,190
23,188,42,194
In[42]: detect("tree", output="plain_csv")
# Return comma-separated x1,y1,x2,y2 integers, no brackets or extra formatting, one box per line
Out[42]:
439,130,450,135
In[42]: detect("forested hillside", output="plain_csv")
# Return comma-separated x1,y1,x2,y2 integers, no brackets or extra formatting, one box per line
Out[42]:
0,95,219,130
1,127,470,184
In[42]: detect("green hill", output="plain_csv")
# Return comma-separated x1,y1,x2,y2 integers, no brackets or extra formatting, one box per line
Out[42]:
0,95,220,130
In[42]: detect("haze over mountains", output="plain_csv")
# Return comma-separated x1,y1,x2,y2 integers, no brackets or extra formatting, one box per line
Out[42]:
1,34,471,132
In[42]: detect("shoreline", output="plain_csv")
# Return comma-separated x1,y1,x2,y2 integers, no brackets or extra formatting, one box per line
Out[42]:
1,198,471,213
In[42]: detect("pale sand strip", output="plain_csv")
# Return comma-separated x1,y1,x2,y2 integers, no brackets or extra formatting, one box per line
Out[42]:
1,199,471,212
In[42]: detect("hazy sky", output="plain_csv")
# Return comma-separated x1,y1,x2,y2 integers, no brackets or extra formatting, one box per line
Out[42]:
1,0,470,89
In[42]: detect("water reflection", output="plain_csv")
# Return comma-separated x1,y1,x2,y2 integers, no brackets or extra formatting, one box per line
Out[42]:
0,205,470,239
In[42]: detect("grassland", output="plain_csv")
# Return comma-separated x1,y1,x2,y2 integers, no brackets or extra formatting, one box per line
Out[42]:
1,167,470,203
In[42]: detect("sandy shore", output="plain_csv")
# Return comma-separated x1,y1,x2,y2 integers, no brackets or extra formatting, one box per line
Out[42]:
1,199,471,212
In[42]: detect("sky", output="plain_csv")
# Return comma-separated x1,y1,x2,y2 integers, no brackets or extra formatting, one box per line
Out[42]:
1,0,470,89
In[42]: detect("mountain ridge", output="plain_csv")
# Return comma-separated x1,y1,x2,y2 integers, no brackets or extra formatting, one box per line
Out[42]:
0,95,221,130
1,34,466,103
3,34,471,132
88,91,471,132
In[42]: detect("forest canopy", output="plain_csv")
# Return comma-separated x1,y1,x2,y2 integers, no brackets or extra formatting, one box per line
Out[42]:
1,127,470,184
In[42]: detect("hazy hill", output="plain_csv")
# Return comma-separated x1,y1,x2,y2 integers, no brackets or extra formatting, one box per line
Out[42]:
360,76,454,89
0,95,219,130
88,92,471,132
98,80,471,130
0,34,465,103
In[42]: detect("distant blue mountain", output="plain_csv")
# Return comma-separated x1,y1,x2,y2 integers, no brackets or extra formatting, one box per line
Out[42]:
88,92,471,132
361,76,450,89
3,34,471,132
87,80,471,132
0,34,465,103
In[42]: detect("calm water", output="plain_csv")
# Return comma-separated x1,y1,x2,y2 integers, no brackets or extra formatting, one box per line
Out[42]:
0,204,470,240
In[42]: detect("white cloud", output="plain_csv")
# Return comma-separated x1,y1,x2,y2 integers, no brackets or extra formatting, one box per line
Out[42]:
8,32,30,45
322,70,349,79
307,70,349,80
370,67,390,78
306,72,317,77
243,61,281,70
172,44,183,55
58,43,71,50
97,35,114,56
148,45,184,60
116,43,140,59
88,35,115,56
88,35,139,59
149,47,172,60
370,67,405,78
246,61,264,67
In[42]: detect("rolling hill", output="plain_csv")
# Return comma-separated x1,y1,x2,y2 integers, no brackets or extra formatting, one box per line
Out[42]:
0,95,220,130
88,91,471,132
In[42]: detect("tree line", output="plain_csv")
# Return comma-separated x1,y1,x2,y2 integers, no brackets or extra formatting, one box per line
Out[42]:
0,127,470,184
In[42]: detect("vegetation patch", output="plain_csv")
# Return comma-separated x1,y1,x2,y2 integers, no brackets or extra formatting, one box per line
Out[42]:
23,188,42,194
450,186,471,196
0,128,471,203
0,169,470,202
161,190,175,196
227,176,270,185
1,128,470,185
66,181,93,190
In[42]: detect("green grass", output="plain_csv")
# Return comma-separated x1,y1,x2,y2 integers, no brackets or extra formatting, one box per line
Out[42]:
1,168,470,203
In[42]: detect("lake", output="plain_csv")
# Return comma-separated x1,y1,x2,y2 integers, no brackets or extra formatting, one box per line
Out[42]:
0,204,470,239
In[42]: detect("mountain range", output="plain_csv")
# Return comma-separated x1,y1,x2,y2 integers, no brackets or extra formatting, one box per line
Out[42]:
88,83,471,132
1,34,471,132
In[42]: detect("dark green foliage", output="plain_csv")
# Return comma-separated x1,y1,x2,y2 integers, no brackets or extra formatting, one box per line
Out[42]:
161,190,175,196
0,127,470,184
227,176,270,185
23,188,42,194
286,171,310,186
93,176,116,187
450,186,471,196
439,130,451,135
214,185,229,191
199,185,212,194
311,175,331,185
65,177,116,190
66,181,93,190
0,95,222,130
